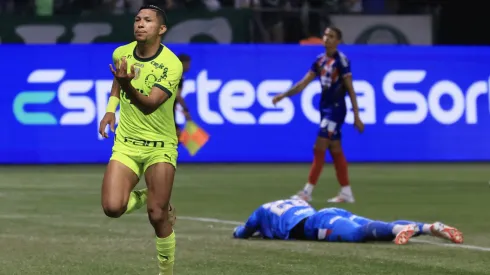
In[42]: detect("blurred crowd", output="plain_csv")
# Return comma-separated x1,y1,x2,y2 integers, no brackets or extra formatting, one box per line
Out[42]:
0,0,441,43
0,0,441,16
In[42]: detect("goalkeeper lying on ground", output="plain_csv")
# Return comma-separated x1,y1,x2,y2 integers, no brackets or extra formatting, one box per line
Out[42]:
233,199,463,245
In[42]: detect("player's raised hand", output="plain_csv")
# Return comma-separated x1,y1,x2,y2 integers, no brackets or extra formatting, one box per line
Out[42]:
354,116,365,133
272,94,285,105
109,57,135,84
98,112,116,139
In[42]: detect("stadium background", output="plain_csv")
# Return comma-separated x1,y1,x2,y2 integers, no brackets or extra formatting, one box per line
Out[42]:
1,1,490,275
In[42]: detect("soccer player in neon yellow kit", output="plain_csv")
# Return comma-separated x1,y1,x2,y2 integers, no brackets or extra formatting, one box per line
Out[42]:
98,5,181,275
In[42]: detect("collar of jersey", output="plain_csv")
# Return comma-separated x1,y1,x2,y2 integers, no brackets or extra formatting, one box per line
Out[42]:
133,44,164,62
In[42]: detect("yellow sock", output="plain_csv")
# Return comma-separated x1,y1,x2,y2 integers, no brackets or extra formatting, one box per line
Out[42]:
124,188,147,214
156,231,176,275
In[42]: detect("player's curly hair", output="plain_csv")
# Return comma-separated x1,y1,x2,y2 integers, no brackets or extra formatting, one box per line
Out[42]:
139,5,167,25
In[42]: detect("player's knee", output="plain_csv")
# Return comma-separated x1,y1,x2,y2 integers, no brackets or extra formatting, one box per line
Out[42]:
313,143,328,152
147,202,170,225
329,141,342,153
102,202,125,218
314,137,329,151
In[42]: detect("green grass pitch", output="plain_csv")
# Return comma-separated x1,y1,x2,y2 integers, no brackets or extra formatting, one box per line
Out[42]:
1,164,489,275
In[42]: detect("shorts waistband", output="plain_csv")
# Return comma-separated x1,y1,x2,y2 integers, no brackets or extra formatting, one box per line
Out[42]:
115,134,165,148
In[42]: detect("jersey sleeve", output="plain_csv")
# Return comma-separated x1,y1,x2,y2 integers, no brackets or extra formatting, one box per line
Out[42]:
233,207,261,239
338,53,352,77
112,46,123,64
153,58,183,98
310,59,320,76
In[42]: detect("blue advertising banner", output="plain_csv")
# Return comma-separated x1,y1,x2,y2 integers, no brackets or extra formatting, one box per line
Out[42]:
1,44,489,163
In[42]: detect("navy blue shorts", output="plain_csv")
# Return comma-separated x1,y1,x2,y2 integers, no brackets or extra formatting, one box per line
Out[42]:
318,108,346,140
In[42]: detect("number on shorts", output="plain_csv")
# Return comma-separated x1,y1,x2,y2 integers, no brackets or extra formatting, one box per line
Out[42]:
263,200,309,216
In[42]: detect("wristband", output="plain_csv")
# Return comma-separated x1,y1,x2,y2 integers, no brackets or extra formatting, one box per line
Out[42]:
106,96,120,113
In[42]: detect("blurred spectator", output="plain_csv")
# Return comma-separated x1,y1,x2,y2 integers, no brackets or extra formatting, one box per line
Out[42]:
35,0,54,15
345,0,362,12
254,0,286,43
11,0,33,14
0,0,441,44
361,0,385,13
110,0,144,14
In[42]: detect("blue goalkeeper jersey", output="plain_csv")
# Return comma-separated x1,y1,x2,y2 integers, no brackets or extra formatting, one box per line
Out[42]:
234,199,316,240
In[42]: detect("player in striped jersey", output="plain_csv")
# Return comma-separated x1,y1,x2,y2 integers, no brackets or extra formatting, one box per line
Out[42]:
273,27,364,204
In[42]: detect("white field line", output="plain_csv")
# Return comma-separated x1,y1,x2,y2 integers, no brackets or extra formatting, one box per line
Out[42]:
1,213,489,252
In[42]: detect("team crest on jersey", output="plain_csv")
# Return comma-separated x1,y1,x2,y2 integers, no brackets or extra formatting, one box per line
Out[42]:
133,63,144,80
145,74,157,89
133,67,141,80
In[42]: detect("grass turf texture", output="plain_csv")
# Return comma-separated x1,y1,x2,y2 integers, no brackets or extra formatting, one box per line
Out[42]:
0,164,489,275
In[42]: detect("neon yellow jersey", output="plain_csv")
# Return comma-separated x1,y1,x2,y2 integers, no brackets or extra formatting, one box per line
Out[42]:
112,41,183,149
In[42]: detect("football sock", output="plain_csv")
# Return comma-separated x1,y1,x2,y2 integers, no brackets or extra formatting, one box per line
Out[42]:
303,183,315,194
307,149,325,187
363,221,395,241
124,188,148,215
391,220,427,236
331,150,350,188
157,231,176,275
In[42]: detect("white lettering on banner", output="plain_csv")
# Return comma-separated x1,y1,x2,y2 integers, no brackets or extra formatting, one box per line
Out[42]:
465,81,488,124
58,80,96,125
346,80,377,124
384,70,489,125
17,69,490,134
428,81,465,125
185,70,295,125
383,70,428,124
21,69,119,139
257,80,294,124
300,82,319,123
219,80,256,124
196,70,223,124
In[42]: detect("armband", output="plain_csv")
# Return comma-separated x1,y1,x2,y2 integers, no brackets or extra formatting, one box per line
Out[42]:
106,96,120,113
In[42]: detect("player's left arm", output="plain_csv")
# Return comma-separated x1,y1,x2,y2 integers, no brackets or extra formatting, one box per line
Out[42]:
117,58,182,115
338,55,358,116
339,54,364,132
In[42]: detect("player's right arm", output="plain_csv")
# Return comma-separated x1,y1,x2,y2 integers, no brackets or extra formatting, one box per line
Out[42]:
114,57,182,115
99,48,124,138
98,79,121,138
272,70,316,105
233,208,261,239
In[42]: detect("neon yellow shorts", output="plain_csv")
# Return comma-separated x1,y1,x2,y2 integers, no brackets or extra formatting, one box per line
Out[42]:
110,135,178,178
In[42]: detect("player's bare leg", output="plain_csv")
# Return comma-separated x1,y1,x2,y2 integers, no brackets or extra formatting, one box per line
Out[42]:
145,162,176,275
291,136,329,202
101,160,142,217
327,140,355,203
